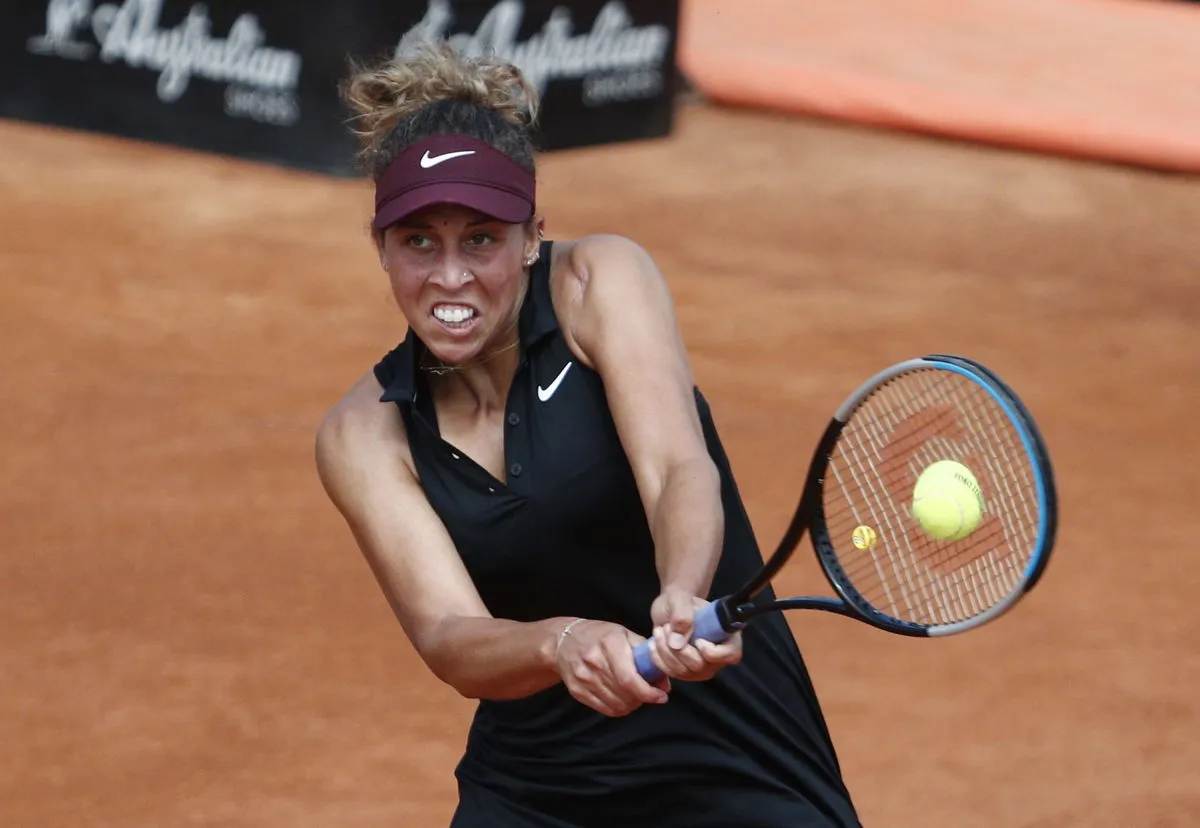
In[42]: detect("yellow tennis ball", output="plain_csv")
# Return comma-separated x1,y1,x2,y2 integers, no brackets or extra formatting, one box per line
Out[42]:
911,460,984,541
851,525,878,550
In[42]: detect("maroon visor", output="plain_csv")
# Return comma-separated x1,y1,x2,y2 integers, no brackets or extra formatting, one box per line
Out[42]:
372,134,536,231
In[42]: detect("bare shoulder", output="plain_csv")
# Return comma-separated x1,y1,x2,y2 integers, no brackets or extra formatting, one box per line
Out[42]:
312,372,494,655
314,370,415,505
549,234,667,368
556,234,656,283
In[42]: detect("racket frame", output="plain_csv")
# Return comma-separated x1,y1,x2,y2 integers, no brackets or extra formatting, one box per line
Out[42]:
712,354,1058,638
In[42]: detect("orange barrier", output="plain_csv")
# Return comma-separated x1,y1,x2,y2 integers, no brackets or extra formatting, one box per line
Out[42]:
678,0,1200,173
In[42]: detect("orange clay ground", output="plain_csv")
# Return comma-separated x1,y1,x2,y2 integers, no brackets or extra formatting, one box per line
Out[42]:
2,103,1198,827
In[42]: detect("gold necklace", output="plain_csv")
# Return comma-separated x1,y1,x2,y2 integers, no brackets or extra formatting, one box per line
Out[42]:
419,337,520,375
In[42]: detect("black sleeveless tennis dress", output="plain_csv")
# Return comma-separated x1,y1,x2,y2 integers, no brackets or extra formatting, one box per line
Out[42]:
373,242,860,828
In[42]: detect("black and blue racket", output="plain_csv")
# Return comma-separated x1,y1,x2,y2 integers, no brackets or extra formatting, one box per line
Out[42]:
634,354,1058,682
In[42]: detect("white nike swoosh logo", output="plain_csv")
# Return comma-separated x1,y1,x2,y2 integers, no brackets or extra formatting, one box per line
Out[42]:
420,150,476,168
537,362,573,402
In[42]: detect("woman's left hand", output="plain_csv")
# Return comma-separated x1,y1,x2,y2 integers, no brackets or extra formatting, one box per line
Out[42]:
647,586,743,682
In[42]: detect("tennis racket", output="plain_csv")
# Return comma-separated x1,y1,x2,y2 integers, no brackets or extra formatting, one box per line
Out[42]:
634,354,1057,682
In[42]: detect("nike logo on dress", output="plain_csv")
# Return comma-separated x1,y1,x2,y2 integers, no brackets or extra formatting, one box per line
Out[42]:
420,150,476,168
537,362,573,402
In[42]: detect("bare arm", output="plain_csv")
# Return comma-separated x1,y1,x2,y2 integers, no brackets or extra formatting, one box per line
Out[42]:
558,236,724,601
314,373,569,701
557,236,742,681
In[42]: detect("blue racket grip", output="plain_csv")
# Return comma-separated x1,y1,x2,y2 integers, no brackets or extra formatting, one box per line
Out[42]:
632,601,733,683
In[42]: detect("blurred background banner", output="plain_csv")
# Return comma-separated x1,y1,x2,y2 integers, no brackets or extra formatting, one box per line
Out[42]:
9,0,1197,179
0,0,680,176
679,0,1200,174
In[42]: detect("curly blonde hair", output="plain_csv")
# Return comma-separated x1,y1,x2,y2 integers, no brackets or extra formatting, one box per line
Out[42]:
341,42,542,179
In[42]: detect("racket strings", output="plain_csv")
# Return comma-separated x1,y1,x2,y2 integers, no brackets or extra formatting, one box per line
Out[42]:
823,368,1041,627
833,372,982,622
863,374,1021,622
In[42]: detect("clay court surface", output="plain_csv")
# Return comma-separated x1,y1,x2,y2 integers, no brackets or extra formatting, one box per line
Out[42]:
2,103,1198,826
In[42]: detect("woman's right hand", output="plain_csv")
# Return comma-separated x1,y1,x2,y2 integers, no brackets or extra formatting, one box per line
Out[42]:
553,619,670,717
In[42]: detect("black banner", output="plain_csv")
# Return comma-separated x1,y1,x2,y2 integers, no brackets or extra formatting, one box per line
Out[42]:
0,0,680,176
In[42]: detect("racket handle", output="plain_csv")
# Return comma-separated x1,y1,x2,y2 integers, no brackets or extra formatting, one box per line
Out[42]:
632,601,733,682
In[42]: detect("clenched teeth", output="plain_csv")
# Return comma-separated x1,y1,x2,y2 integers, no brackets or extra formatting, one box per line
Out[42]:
433,305,476,324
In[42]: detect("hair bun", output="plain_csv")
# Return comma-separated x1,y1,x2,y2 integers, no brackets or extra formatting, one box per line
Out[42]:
342,42,540,162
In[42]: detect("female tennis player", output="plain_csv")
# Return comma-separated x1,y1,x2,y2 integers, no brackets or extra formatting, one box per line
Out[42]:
314,43,861,827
